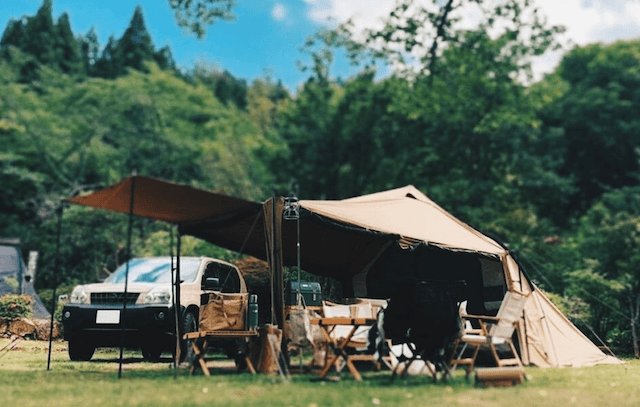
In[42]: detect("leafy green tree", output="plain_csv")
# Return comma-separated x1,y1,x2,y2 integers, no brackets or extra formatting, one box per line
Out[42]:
271,68,341,198
572,186,640,357
168,0,236,39
187,62,249,109
246,76,289,134
538,40,640,218
280,0,566,224
0,55,274,285
214,70,247,110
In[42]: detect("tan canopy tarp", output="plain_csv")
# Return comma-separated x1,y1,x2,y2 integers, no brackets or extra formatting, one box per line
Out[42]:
66,176,262,224
67,176,622,368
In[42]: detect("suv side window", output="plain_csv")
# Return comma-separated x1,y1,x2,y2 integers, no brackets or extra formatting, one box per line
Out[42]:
219,265,241,293
202,263,241,293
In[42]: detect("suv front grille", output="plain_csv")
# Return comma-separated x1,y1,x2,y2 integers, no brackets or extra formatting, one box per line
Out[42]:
90,292,140,305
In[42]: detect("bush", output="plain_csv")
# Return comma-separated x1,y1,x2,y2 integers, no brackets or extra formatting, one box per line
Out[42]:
0,294,32,319
37,284,75,316
606,327,635,357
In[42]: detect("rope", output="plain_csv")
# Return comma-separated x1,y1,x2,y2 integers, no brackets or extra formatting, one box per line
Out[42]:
236,210,263,260
0,337,22,359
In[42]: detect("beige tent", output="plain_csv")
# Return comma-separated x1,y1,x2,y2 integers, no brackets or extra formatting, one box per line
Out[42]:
67,177,622,368
299,186,622,367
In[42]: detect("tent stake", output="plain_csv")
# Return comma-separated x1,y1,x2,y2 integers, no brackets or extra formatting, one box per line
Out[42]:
46,203,64,371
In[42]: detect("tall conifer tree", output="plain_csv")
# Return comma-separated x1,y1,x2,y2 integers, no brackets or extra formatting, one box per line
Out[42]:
55,12,81,74
23,0,57,65
114,6,155,73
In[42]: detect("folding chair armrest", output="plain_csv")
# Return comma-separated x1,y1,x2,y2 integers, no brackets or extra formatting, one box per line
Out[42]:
461,313,500,322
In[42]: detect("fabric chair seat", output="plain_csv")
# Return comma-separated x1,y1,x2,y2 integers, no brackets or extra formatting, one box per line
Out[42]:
459,334,507,346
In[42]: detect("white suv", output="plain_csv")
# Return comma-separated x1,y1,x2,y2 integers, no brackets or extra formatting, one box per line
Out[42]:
61,256,247,361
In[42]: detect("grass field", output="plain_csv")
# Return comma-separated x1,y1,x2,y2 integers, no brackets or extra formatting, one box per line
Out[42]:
1,338,638,407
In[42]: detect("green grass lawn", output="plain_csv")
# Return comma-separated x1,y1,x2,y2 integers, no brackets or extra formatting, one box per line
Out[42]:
1,338,638,407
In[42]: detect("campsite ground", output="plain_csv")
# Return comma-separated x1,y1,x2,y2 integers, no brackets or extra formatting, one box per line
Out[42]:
1,338,638,407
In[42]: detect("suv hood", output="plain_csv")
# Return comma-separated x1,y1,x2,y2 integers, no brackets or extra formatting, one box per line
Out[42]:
83,282,167,294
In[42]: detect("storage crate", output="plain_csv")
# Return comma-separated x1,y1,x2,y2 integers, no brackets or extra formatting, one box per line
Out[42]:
285,281,322,306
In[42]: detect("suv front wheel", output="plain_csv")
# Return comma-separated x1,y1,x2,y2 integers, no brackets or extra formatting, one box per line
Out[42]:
179,311,198,364
68,337,95,361
141,341,165,362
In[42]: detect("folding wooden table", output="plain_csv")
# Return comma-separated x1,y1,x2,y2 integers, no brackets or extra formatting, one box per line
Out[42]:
183,330,258,376
310,317,376,381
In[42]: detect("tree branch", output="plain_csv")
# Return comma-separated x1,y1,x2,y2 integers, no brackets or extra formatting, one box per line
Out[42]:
427,0,455,82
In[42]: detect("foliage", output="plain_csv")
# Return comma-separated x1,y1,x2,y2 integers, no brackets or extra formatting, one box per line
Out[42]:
0,5,276,289
1,1,178,81
2,0,640,360
37,283,75,317
169,0,236,39
606,326,635,357
0,294,32,319
537,40,640,219
570,186,640,356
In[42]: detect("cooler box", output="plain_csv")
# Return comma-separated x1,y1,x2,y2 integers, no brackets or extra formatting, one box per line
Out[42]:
285,281,322,306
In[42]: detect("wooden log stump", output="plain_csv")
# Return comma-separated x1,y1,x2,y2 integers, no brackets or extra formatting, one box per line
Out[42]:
475,367,525,387
34,319,61,340
8,317,37,337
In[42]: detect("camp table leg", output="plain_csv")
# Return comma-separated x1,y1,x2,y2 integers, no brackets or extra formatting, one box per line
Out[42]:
344,357,362,381
317,324,365,381
190,338,210,376
319,353,340,378
245,355,256,374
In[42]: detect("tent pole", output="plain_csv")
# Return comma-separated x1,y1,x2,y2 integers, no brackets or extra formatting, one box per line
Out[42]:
271,196,283,328
46,203,64,371
271,195,288,368
169,226,179,375
174,227,182,364
118,176,137,379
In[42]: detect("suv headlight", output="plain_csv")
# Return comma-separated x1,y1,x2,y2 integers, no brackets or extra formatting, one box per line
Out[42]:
143,286,172,305
69,286,88,304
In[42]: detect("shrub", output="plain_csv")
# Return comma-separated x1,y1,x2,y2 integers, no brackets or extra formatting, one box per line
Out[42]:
0,294,32,319
606,327,635,357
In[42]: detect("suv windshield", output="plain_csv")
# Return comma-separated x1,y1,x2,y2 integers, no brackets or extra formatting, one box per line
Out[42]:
104,258,201,284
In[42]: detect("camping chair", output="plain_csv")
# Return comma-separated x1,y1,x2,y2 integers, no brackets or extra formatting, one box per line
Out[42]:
448,290,528,377
377,280,467,382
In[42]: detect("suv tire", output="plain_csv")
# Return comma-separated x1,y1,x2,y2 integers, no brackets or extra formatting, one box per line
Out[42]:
68,337,95,361
141,342,165,362
179,311,198,364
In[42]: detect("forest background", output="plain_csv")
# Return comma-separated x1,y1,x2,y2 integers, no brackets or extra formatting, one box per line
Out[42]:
2,0,640,357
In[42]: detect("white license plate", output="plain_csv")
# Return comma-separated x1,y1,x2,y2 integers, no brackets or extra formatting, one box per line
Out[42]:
96,310,120,324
